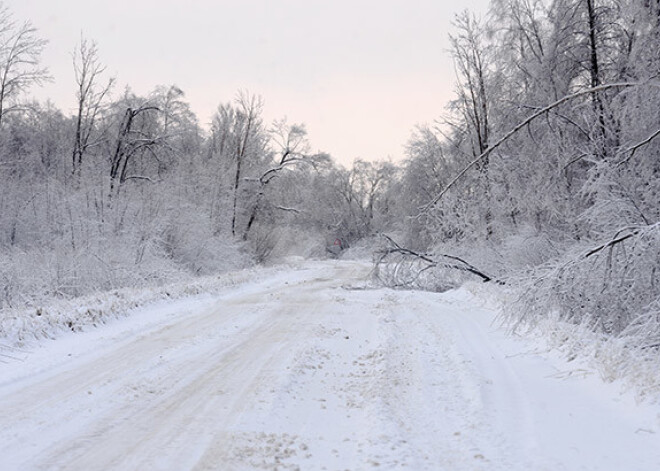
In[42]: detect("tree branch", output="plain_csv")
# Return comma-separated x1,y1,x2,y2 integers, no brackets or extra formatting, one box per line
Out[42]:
420,82,643,214
585,229,639,258
123,175,155,183
274,206,301,214
617,128,660,166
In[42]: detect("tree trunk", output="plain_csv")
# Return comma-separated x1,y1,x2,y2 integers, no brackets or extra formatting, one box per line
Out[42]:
586,0,607,158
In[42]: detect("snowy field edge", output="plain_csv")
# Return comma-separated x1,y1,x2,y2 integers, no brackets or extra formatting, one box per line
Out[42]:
0,259,307,350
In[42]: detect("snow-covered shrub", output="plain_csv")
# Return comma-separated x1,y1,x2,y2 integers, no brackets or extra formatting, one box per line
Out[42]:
157,212,251,275
0,223,252,312
503,222,660,395
0,264,284,347
508,224,659,338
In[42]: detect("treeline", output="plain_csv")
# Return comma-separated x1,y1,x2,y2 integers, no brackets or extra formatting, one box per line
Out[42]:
2,0,659,351
0,3,400,308
391,0,659,344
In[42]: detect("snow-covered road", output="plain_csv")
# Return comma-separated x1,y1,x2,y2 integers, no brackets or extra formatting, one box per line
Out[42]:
1,261,659,470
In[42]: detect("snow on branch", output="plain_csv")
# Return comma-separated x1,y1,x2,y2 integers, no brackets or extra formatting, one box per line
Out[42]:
616,128,660,166
419,81,648,215
373,234,498,290
274,206,301,214
584,226,641,258
507,223,660,341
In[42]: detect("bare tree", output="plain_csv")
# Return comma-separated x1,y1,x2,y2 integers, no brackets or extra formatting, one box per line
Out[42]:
72,35,114,174
230,92,264,237
0,4,49,127
109,101,162,195
450,11,491,158
349,160,398,236
242,119,312,240
449,11,494,236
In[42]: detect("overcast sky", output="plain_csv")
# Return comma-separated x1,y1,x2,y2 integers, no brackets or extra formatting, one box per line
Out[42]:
7,0,490,165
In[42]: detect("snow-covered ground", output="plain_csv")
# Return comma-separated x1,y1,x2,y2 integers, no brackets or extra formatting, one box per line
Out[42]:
1,260,659,470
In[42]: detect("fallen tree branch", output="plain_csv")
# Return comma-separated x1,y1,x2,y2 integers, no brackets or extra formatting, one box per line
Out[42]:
376,234,498,284
379,234,436,264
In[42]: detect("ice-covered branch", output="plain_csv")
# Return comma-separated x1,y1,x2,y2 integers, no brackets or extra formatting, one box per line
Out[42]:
420,82,645,214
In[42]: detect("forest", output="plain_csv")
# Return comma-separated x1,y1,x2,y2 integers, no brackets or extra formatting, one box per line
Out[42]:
1,0,659,364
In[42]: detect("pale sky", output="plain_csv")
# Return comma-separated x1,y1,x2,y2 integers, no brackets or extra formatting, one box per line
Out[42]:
6,0,490,165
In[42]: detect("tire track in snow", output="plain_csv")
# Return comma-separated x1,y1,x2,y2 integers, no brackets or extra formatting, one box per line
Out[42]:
0,264,361,471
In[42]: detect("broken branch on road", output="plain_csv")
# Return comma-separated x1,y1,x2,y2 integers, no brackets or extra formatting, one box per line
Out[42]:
373,234,499,290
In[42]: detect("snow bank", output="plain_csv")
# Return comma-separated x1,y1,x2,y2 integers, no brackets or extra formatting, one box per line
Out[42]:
522,317,660,403
0,264,287,349
462,280,660,403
